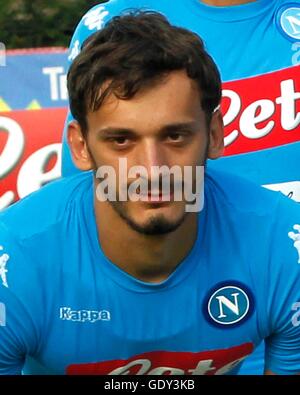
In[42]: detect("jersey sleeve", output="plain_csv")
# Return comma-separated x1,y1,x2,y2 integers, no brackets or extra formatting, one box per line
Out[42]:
62,0,132,177
264,196,300,374
0,223,40,374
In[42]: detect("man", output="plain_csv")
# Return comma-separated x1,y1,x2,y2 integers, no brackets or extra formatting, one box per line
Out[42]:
61,0,300,374
0,12,300,375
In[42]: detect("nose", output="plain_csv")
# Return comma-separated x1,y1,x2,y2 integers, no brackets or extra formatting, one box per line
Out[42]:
136,139,168,175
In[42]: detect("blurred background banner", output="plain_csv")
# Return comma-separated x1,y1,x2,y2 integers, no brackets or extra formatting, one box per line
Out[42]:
0,0,100,210
0,49,69,210
0,48,68,110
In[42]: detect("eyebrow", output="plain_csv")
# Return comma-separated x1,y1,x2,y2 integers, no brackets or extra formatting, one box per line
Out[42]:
96,122,200,137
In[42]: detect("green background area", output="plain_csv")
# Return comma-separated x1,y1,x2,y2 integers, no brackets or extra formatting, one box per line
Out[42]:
0,0,108,48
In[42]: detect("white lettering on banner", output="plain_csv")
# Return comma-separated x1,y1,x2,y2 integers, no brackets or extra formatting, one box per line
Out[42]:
0,116,25,208
17,144,62,199
0,192,15,210
42,67,67,101
0,116,25,178
223,78,300,147
0,116,62,211
60,74,68,100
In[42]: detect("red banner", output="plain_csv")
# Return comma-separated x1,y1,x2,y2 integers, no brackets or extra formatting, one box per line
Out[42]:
0,108,67,209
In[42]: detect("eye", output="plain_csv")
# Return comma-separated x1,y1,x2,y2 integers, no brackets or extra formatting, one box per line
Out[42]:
166,132,185,143
103,132,136,150
113,136,129,145
106,135,132,148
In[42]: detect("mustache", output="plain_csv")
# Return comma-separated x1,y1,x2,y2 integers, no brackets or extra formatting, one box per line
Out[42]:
124,175,185,192
97,175,197,192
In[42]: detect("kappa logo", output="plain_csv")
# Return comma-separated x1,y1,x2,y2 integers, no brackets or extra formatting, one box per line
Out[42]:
203,281,254,328
288,224,300,263
277,5,300,40
60,307,111,323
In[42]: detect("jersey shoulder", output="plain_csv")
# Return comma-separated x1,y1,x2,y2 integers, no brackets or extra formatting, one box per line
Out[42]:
0,172,92,242
205,167,300,263
205,168,283,217
0,172,93,309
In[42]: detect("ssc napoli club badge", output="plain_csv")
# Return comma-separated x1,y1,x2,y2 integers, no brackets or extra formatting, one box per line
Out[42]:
276,4,300,41
203,281,255,328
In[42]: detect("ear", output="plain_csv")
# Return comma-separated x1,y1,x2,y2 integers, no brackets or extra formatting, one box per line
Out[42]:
207,109,224,160
67,121,94,171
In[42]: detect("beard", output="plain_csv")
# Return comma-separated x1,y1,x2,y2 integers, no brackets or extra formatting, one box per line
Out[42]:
109,200,187,235
88,134,209,235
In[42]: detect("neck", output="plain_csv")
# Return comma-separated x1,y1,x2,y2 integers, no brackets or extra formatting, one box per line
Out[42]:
94,198,198,284
201,0,257,5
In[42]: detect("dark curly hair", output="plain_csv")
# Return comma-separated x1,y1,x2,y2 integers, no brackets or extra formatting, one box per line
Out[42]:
67,10,222,135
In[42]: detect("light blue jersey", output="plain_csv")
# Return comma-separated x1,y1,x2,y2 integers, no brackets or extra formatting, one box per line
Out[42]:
0,169,300,375
60,0,300,374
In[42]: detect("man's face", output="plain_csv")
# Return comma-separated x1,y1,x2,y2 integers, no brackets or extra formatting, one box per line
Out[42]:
83,70,222,235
